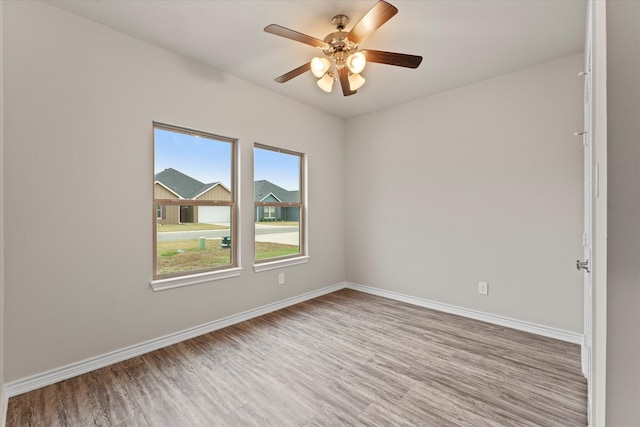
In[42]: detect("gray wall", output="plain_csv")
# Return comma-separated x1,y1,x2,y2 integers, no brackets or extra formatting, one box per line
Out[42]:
606,0,640,424
3,1,345,382
345,54,584,333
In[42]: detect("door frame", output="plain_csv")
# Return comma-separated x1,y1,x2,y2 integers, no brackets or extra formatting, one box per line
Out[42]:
581,0,593,412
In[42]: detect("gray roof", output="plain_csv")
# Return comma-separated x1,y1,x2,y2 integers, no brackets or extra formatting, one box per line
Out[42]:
254,180,299,203
154,168,218,199
156,169,297,202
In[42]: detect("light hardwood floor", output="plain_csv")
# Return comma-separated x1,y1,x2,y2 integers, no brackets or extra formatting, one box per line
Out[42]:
7,289,587,426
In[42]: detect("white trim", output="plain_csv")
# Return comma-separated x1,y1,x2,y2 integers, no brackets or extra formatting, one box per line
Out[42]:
253,255,310,272
0,386,7,427
345,283,584,345
259,192,282,203
5,282,346,397
150,267,243,291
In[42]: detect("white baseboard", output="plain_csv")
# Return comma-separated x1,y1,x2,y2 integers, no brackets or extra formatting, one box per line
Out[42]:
5,281,583,398
4,282,346,398
345,282,584,345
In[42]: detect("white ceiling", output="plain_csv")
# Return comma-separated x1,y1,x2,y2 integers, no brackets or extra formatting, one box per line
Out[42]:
48,0,587,120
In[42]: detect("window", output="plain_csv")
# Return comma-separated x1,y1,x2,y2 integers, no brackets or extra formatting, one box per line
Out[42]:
254,144,305,266
263,206,276,221
153,123,237,285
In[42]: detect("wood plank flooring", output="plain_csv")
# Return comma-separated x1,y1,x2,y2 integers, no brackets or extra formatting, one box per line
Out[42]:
7,289,587,426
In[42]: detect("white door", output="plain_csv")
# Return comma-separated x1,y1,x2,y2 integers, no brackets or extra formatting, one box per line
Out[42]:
579,3,594,419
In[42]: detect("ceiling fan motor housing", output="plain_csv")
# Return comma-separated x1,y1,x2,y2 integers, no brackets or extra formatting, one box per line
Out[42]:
322,15,360,69
331,14,349,30
324,35,356,66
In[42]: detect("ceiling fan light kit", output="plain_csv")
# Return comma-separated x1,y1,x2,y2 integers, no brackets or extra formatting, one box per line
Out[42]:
317,73,335,93
310,57,331,78
348,73,366,91
264,0,422,97
346,51,366,74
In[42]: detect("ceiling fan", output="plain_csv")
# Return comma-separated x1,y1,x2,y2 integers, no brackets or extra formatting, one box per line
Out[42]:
264,0,422,96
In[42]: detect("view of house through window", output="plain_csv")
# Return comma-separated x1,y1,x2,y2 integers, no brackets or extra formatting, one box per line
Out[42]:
153,123,236,278
254,144,304,262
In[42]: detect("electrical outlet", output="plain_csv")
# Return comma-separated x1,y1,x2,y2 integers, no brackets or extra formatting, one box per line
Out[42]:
278,273,285,285
478,281,488,295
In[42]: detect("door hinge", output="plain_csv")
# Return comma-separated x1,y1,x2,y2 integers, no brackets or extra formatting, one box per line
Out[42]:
575,131,588,147
577,259,590,273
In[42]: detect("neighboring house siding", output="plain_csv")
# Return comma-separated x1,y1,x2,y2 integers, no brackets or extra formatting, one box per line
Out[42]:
154,183,178,199
154,183,180,225
164,206,180,225
196,185,231,201
282,207,300,222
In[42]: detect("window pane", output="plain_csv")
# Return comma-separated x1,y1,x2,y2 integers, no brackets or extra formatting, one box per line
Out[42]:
255,208,301,261
254,144,303,263
155,127,232,200
254,147,300,203
153,123,235,279
156,205,232,276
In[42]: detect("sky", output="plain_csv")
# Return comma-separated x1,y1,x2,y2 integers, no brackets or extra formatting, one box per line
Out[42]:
155,128,300,191
155,128,231,186
254,147,300,191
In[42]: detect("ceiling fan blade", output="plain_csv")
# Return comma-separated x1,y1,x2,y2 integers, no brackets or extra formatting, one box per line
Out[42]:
348,1,398,45
362,50,423,69
274,62,312,83
338,67,357,96
264,24,327,48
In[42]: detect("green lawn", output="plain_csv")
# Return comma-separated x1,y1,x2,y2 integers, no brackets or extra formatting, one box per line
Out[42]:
156,239,299,275
255,242,300,260
157,239,230,275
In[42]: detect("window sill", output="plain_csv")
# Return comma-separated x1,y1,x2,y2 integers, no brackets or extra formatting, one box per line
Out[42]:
150,267,243,292
253,256,310,273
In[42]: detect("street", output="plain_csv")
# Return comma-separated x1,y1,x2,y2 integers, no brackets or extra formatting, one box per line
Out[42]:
157,225,298,243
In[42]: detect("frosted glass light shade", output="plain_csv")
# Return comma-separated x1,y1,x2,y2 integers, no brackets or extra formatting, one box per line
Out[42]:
311,57,331,78
348,73,366,91
346,51,366,74
317,73,334,92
